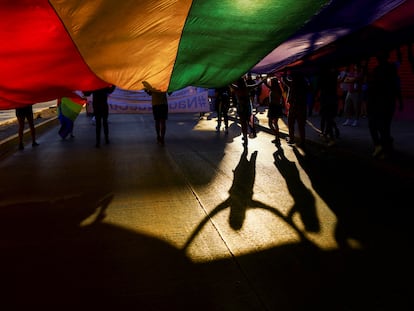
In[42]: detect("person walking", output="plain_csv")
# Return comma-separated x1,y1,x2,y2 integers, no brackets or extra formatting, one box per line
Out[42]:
214,85,231,134
245,73,257,108
57,94,85,140
318,65,340,146
282,68,309,147
231,75,263,146
341,63,362,127
15,104,39,150
263,74,284,146
83,85,115,148
145,89,171,145
367,50,403,159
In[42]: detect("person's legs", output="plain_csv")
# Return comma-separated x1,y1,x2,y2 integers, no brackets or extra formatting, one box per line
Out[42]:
368,115,383,157
350,93,360,126
102,114,109,144
159,119,166,144
268,117,276,134
154,119,161,141
297,111,306,145
223,106,229,133
325,117,334,139
240,115,248,145
216,103,222,131
70,120,75,138
26,112,38,146
333,121,340,138
17,115,25,150
248,113,256,138
95,114,102,147
152,107,161,143
380,113,393,157
342,93,352,125
287,110,295,144
269,117,280,145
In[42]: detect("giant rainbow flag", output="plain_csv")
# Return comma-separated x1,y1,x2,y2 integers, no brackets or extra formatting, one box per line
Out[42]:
1,0,412,110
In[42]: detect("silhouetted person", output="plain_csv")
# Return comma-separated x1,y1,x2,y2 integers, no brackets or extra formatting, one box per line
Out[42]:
263,74,284,146
145,90,171,145
83,85,115,148
231,76,263,146
367,50,402,159
341,63,362,127
57,94,85,140
15,105,39,150
282,69,309,147
214,86,231,134
318,65,340,146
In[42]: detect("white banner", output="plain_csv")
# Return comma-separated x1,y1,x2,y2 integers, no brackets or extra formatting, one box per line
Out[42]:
106,86,211,114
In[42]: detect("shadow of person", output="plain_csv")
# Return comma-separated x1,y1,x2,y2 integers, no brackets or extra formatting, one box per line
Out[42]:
228,147,257,229
182,146,315,251
273,147,320,233
0,191,218,310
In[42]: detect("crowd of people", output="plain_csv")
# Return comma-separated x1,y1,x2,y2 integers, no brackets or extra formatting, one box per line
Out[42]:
15,47,404,160
210,49,402,159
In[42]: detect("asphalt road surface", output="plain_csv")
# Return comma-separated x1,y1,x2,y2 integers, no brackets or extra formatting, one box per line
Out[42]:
1,111,412,310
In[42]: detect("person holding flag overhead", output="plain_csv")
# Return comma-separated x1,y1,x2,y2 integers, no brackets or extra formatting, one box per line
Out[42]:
57,92,86,139
83,86,115,148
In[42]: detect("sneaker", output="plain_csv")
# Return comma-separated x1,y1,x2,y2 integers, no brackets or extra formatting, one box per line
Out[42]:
32,142,39,147
18,143,24,150
372,145,383,158
351,120,358,127
342,119,350,126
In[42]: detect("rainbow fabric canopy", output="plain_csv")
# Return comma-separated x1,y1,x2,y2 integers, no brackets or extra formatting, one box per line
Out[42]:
0,0,328,109
253,0,414,73
1,0,412,111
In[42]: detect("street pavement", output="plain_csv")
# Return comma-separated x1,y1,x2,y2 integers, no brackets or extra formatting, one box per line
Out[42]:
0,107,413,310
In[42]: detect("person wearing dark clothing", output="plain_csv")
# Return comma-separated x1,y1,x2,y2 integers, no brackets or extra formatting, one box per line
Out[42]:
83,85,115,148
263,75,284,146
214,86,231,134
367,50,402,159
231,76,264,146
15,105,39,150
282,69,309,147
245,73,257,107
318,66,340,146
145,90,171,145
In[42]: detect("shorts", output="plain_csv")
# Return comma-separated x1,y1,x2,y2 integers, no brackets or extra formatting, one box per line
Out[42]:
15,105,33,119
152,104,168,120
